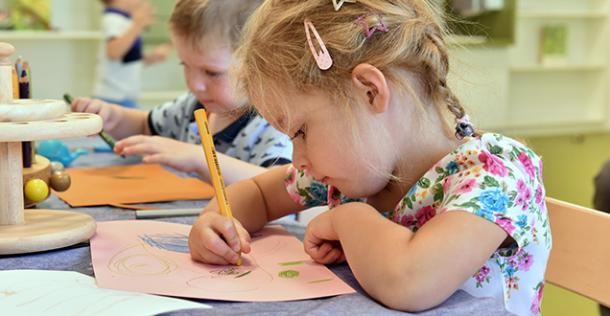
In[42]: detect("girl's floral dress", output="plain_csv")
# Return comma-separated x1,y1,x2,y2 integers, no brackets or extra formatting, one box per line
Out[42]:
284,133,551,316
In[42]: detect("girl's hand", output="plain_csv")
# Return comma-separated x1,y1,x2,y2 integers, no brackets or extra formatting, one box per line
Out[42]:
70,97,123,132
303,210,345,264
114,136,202,174
189,210,251,265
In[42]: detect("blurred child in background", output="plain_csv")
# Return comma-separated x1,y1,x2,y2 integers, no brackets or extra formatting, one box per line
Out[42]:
94,0,171,108
73,0,292,184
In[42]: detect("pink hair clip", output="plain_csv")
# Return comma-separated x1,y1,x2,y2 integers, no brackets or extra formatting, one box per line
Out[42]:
304,19,333,70
332,0,356,11
355,14,389,39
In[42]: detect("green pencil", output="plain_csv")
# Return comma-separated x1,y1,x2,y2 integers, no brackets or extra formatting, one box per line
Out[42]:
98,130,117,149
63,93,123,156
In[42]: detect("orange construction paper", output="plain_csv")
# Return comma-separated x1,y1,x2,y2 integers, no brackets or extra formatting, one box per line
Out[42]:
56,164,214,207
91,221,355,302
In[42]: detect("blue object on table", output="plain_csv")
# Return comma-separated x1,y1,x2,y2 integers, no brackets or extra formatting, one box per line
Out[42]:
93,144,114,153
37,140,88,167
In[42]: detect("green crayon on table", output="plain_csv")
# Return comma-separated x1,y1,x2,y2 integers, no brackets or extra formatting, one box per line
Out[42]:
62,93,72,105
63,93,124,157
98,130,117,149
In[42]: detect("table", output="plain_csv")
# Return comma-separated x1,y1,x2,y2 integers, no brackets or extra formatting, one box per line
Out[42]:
0,137,510,315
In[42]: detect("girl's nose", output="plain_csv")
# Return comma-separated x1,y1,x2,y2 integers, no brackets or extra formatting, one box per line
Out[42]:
291,142,309,171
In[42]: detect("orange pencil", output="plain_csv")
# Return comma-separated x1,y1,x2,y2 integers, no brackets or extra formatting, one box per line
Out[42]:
193,108,242,265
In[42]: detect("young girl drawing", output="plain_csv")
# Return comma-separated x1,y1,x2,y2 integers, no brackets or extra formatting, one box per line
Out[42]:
189,1,551,314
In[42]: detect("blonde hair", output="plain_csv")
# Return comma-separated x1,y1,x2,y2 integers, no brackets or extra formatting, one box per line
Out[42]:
237,0,469,137
170,0,263,51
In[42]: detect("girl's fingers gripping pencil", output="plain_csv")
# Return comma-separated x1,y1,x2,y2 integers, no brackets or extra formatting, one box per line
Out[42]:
193,108,242,266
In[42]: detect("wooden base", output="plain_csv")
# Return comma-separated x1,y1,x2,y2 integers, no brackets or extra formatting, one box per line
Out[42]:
0,99,101,255
0,209,96,255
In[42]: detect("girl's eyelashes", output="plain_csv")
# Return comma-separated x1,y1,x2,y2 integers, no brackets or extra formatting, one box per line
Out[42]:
290,125,306,140
206,70,222,77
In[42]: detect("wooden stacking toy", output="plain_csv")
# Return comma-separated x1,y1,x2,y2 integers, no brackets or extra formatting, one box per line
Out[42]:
0,42,102,254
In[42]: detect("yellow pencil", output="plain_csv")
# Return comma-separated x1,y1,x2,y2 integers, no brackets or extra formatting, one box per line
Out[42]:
193,109,242,266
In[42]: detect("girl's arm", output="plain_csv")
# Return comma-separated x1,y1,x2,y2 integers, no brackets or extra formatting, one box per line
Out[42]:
190,165,303,264
199,165,304,233
327,202,507,312
201,152,267,185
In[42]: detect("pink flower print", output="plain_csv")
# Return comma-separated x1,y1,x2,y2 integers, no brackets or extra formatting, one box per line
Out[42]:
515,195,527,211
516,179,532,211
518,152,536,179
536,282,544,300
478,150,508,177
473,265,491,287
442,176,452,193
530,282,544,314
517,179,527,193
509,256,518,266
496,217,516,235
392,208,402,222
399,214,417,228
538,159,544,180
456,178,477,194
519,252,534,271
530,298,541,315
507,276,519,291
535,185,543,205
415,205,436,228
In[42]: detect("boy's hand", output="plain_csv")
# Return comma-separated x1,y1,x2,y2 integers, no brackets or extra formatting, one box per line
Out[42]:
189,211,251,265
114,136,202,174
132,1,155,29
144,43,171,65
70,97,123,132
304,210,345,264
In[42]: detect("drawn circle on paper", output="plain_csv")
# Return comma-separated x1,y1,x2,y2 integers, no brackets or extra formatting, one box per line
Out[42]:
109,254,177,275
108,245,178,275
187,266,273,292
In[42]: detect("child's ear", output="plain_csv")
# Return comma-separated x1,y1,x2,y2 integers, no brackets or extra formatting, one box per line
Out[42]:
351,64,390,113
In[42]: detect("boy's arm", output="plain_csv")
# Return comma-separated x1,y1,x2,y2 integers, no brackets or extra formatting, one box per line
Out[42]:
328,203,506,311
70,98,150,139
112,107,151,138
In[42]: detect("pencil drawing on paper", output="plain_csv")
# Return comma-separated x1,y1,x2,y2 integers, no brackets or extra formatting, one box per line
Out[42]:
139,233,190,253
186,263,273,292
108,244,178,276
92,222,357,301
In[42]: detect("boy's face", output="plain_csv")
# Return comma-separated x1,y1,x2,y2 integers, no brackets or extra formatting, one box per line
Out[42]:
172,33,240,114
